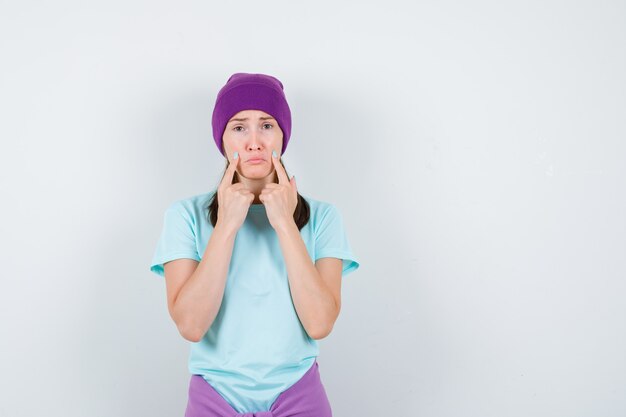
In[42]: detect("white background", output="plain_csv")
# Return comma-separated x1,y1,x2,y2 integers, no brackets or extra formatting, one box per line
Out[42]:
1,1,624,416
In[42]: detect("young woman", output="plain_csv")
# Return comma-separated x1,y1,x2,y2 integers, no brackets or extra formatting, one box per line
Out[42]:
150,72,360,417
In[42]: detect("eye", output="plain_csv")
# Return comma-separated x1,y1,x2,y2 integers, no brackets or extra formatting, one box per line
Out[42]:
263,123,273,129
233,126,244,132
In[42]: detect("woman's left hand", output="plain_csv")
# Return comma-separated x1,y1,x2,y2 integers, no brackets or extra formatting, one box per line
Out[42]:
260,150,298,231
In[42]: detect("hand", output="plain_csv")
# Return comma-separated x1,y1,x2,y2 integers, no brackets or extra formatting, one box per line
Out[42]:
259,150,298,231
216,153,254,232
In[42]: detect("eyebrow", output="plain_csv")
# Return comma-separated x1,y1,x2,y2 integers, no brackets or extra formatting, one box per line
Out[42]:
228,116,275,123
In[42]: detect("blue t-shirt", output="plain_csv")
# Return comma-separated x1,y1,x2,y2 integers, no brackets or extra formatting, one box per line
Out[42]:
149,190,359,413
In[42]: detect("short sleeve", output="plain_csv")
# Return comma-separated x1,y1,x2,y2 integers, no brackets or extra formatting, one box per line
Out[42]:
149,201,201,278
314,204,360,277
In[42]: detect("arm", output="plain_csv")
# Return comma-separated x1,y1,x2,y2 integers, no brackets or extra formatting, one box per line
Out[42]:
164,222,237,342
275,221,342,340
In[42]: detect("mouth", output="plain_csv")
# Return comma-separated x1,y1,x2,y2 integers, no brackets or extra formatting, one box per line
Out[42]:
246,158,265,164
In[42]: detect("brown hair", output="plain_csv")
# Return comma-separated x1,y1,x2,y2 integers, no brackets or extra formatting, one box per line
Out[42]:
206,157,311,230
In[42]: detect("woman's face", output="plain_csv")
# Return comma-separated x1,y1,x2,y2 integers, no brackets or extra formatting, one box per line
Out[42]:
222,109,283,179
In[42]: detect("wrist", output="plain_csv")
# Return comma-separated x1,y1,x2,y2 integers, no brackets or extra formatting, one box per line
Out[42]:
214,221,238,239
274,219,298,236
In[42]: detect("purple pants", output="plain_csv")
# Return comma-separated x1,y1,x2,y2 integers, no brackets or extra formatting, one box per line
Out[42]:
184,361,333,417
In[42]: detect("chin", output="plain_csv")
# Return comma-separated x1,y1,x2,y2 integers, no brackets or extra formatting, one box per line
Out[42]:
240,168,272,179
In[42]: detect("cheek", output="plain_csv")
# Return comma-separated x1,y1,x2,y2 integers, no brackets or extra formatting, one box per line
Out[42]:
222,138,237,154
268,133,282,145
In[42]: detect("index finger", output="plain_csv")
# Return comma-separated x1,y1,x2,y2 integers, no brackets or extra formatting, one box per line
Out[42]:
271,149,289,184
219,151,240,189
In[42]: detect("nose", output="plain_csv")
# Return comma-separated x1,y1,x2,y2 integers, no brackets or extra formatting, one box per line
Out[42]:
247,129,263,150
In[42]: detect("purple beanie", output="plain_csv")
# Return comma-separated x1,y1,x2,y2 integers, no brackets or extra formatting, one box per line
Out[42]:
211,72,292,157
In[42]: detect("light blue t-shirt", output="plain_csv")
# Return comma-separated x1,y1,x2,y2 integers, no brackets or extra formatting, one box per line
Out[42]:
149,189,359,413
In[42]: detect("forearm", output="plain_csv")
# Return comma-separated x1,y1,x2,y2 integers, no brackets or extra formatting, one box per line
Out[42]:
172,223,237,342
275,221,338,339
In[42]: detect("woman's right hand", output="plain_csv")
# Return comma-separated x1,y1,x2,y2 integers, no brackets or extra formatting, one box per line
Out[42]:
216,153,254,232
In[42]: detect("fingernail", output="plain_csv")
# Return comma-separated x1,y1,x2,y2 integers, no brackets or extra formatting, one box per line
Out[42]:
233,151,238,160
272,150,277,158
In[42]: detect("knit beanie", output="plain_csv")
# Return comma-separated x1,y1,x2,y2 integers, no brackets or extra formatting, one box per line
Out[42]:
211,72,292,157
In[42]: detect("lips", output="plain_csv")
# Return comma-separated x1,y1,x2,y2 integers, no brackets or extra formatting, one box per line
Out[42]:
247,157,265,162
